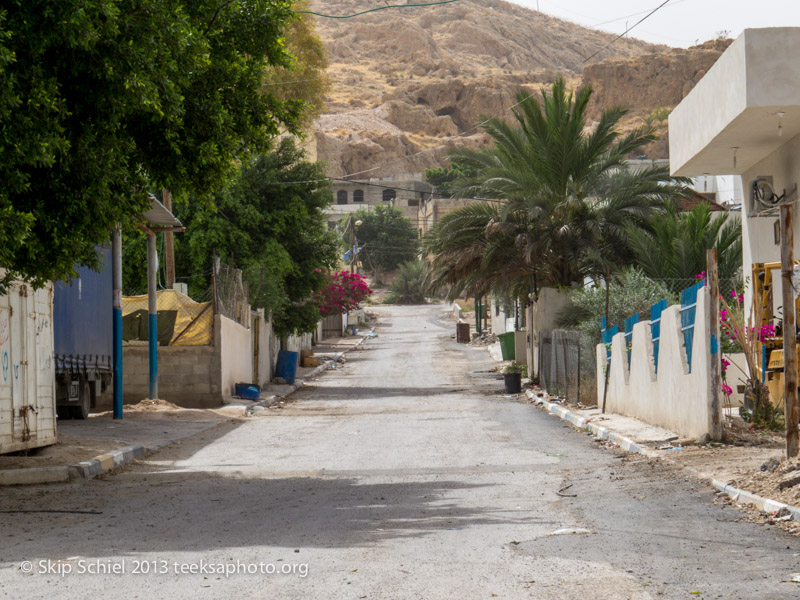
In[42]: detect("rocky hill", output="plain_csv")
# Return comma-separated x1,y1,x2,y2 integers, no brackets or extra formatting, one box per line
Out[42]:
308,0,727,177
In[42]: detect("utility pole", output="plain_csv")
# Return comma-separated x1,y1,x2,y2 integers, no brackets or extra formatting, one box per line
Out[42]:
474,294,481,335
781,203,799,457
707,249,722,440
147,231,158,400
162,188,175,289
112,225,123,419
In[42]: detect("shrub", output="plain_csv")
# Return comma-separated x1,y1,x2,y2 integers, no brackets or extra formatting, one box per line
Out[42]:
557,267,674,342
315,271,372,316
386,261,428,304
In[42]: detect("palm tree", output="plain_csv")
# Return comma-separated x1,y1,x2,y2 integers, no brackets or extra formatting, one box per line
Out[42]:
424,79,690,300
626,202,742,294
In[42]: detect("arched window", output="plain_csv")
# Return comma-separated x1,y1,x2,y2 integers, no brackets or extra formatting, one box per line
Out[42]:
353,189,364,203
336,190,348,205
383,188,396,202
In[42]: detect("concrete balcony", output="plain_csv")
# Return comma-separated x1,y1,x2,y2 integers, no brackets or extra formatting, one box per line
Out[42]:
670,28,800,177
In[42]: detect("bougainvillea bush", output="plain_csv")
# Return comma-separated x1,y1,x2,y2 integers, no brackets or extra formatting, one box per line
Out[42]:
315,271,372,317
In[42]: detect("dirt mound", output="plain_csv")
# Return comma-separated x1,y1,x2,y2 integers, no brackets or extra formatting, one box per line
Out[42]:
123,398,183,412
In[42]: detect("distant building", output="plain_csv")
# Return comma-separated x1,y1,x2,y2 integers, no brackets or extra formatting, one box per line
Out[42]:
326,175,434,232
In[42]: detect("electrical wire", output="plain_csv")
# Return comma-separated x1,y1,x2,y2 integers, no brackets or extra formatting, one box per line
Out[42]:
580,0,673,64
296,1,462,19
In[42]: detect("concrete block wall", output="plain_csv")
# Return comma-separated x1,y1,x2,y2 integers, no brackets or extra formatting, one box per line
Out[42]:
597,287,720,439
113,344,219,408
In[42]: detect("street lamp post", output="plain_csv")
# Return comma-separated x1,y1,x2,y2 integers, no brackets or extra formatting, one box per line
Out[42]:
350,218,362,275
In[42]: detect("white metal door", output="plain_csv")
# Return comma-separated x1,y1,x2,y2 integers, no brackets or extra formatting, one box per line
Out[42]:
9,283,26,441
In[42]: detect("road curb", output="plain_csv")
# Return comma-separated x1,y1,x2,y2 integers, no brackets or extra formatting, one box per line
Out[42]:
263,332,373,405
0,465,71,486
1,418,234,486
525,389,800,522
71,445,147,480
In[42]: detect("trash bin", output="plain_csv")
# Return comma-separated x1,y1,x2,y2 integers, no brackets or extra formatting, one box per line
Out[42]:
498,331,516,360
275,350,299,384
235,383,261,400
456,322,470,343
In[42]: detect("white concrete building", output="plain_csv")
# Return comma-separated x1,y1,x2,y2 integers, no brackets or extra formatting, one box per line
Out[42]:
670,27,800,310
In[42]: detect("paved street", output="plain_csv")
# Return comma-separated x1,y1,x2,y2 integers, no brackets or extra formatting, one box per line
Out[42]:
2,305,799,599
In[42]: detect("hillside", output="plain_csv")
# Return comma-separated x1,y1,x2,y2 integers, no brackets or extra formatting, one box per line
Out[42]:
308,0,723,178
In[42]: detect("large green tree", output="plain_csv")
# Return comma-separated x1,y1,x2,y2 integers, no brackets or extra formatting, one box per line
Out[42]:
353,205,418,281
0,0,304,289
186,139,339,337
124,139,339,337
264,0,329,128
424,80,689,299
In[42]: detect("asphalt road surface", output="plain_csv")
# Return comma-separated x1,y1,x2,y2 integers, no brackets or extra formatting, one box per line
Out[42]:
2,305,799,599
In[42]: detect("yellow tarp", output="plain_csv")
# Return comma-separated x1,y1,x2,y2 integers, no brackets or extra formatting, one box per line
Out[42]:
122,289,213,346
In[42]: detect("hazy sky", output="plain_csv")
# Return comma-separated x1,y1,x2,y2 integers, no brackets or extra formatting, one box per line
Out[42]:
506,0,800,48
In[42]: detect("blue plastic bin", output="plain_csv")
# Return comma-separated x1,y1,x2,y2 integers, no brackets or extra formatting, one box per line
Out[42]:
235,383,260,400
275,350,300,384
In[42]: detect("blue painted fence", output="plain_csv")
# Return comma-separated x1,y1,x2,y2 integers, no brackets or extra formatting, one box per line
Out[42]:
679,280,705,373
624,313,640,367
650,299,668,373
600,316,618,361
601,280,705,374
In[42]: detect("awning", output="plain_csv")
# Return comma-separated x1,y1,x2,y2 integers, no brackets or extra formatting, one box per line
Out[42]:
142,195,183,232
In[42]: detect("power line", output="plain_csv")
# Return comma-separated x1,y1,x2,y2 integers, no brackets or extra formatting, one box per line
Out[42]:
590,0,688,28
580,0,674,64
296,0,461,20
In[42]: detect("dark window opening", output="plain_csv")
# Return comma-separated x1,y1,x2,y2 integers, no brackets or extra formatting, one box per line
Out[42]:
383,189,396,202
407,198,419,207
337,190,348,205
353,189,364,203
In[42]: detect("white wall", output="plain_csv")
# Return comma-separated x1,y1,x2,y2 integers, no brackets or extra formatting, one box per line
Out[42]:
492,299,508,335
217,314,253,399
531,288,572,376
740,131,800,314
597,287,721,439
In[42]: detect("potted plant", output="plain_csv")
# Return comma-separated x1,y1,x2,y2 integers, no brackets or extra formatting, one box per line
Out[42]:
503,361,527,394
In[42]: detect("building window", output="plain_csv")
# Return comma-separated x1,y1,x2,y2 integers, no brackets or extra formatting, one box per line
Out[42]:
337,190,348,205
353,189,364,203
383,189,396,202
407,198,419,207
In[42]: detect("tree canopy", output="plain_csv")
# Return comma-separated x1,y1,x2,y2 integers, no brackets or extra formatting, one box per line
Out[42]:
123,138,339,338
626,202,742,293
353,205,418,278
0,0,305,289
423,80,690,300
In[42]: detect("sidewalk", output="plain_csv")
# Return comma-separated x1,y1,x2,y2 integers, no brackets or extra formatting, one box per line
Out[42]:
0,331,371,486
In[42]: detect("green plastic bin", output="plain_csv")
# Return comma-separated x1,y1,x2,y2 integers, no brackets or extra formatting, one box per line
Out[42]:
498,331,515,361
